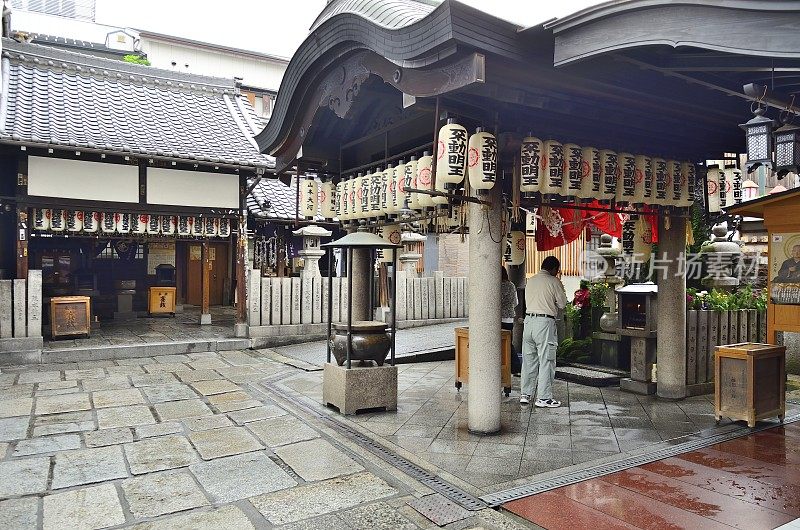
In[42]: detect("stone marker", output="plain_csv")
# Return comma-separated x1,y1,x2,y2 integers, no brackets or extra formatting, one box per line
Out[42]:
301,277,313,324
434,271,444,319
0,280,12,339
260,277,271,326
331,277,341,323
27,270,42,338
13,279,26,338
420,277,429,320
248,269,261,326
313,276,322,323
395,271,407,321
271,278,282,326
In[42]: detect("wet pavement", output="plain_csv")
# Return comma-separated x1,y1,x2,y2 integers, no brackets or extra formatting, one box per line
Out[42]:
504,423,800,529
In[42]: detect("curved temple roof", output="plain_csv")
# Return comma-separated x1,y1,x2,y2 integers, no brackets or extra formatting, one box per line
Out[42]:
310,0,439,32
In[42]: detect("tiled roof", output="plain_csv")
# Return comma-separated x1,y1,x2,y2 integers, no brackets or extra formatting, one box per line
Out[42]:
0,38,273,170
310,0,438,31
247,177,325,221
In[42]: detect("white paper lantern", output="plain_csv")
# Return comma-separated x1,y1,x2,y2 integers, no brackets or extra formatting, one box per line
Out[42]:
723,166,743,208
652,158,669,206
147,215,161,235
300,178,318,220
160,215,176,235
446,204,465,227
706,166,722,213
436,118,468,187
541,140,564,195
405,157,421,210
599,150,619,201
390,161,405,216
339,179,350,221
50,209,65,232
467,128,497,192
525,210,536,236
218,218,231,238
667,160,682,206
561,143,583,197
416,152,434,208
83,211,99,233
680,162,696,207
100,212,116,233
177,216,193,236
579,146,600,199
617,153,636,204
432,167,449,205
504,231,526,265
359,173,372,219
520,136,544,194
335,181,344,220
33,209,50,230
192,215,205,237
351,174,362,220
379,224,401,263
319,181,336,219
204,217,218,237
64,210,83,232
117,213,131,234
633,155,651,205
130,214,147,234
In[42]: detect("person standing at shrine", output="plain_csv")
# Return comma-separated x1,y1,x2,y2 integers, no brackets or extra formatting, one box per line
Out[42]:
500,266,520,374
520,256,567,407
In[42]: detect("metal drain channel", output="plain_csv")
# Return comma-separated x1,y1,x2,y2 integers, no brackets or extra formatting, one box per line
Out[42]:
481,412,800,507
259,378,488,511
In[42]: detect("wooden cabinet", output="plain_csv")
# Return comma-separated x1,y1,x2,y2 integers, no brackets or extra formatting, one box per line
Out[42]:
50,296,91,339
148,287,177,315
454,327,512,396
715,342,785,428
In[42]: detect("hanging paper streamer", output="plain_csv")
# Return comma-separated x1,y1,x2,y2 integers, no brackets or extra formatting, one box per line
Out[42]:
599,150,618,201
467,128,497,192
652,158,669,206
416,152,434,208
319,181,336,219
541,140,564,195
504,230,526,265
83,211,99,233
33,209,50,230
117,213,131,234
561,143,583,197
436,119,468,187
706,166,722,213
580,146,600,199
617,153,636,204
300,178,318,220
680,162,696,207
520,136,544,194
525,210,536,236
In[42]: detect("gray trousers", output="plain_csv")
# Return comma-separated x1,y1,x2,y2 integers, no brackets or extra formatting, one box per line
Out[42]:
521,315,557,400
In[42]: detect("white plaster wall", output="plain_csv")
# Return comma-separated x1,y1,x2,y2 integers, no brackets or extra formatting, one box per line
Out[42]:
27,156,139,203
147,167,239,209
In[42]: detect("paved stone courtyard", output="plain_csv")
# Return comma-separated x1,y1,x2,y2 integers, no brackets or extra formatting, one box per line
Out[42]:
0,349,530,529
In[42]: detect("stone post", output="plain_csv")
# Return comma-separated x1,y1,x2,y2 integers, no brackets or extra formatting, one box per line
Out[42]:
468,186,502,434
656,215,687,400
349,247,372,322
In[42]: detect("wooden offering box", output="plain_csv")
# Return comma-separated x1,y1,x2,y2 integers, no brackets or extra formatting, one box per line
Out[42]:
454,327,512,396
715,342,786,427
51,296,91,339
148,286,177,316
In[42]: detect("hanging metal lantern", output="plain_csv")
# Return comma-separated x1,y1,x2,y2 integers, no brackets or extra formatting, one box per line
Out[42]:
416,152,434,209
160,215,176,235
467,127,497,193
774,120,800,178
633,155,652,205
723,166,743,208
33,208,50,230
520,135,543,194
541,140,564,195
680,162,696,207
740,104,775,173
561,143,582,198
319,181,336,219
100,212,115,234
617,152,636,204
706,165,722,213
147,214,161,235
579,146,600,199
436,118,467,187
117,213,131,234
667,160,682,207
83,211,99,233
652,158,669,206
599,150,618,201
404,156,421,210
300,177,318,220
504,231,526,265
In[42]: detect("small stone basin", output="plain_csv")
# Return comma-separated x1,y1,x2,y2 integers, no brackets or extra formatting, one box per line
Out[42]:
330,320,391,367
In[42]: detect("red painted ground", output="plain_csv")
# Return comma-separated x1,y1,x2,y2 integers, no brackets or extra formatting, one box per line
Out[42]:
504,424,800,529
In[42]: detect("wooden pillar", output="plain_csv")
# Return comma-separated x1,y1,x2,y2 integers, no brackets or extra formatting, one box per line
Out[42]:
200,241,211,325
16,207,28,280
234,213,248,336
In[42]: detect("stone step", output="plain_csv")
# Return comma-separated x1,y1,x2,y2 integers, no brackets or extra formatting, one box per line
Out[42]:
555,365,622,387
40,338,252,363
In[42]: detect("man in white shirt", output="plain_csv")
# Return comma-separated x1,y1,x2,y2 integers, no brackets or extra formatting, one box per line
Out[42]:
520,256,567,407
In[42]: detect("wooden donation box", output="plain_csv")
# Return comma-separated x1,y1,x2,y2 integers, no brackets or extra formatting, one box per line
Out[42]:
51,296,91,338
148,287,177,315
454,327,512,396
715,343,786,427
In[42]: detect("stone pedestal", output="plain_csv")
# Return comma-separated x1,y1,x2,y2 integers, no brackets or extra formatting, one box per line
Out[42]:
114,293,136,320
467,186,502,434
620,336,657,394
322,363,398,415
293,225,332,280
591,332,630,370
399,253,422,277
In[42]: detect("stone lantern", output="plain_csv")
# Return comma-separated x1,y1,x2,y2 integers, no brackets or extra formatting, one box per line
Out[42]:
701,223,742,291
292,225,332,279
594,234,624,331
399,232,426,277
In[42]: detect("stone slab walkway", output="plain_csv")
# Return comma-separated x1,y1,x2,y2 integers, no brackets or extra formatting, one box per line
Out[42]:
271,320,465,368
0,350,527,529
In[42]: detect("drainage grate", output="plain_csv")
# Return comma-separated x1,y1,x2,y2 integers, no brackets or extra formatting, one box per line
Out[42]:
258,378,488,511
481,412,800,507
408,494,473,526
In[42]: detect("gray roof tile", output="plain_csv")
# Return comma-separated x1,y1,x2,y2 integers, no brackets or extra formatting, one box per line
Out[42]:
0,38,273,170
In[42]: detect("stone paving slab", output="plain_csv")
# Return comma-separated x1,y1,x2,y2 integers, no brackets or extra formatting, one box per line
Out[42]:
247,415,319,447
35,393,91,415
188,426,262,460
0,397,33,418
130,505,255,530
275,438,364,481
0,497,38,529
42,483,125,530
0,416,29,441
154,399,213,421
121,470,210,519
125,435,200,474
0,457,49,497
96,405,156,430
13,433,81,456
92,388,146,408
189,451,296,503
183,414,233,432
52,445,128,489
85,427,134,447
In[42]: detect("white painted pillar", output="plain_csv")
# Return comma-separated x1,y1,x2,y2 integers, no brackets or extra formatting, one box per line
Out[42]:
467,186,502,434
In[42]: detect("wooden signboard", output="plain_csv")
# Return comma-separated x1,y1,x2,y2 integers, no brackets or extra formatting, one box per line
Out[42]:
50,296,91,338
148,286,176,316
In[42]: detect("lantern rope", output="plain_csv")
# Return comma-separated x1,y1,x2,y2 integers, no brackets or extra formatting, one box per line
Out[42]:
512,160,521,222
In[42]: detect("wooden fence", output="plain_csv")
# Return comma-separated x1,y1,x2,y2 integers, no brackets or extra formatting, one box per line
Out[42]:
685,309,767,388
525,232,588,277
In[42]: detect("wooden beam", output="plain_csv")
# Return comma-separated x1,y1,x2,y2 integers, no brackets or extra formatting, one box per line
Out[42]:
200,241,211,324
16,206,28,280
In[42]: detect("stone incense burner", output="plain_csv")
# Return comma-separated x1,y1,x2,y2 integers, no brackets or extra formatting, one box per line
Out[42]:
329,320,391,367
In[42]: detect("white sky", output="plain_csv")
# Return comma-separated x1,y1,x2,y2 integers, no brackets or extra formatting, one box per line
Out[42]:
93,0,604,59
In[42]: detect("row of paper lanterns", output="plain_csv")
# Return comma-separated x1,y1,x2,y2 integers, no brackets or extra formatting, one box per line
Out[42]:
706,164,743,213
32,209,231,237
